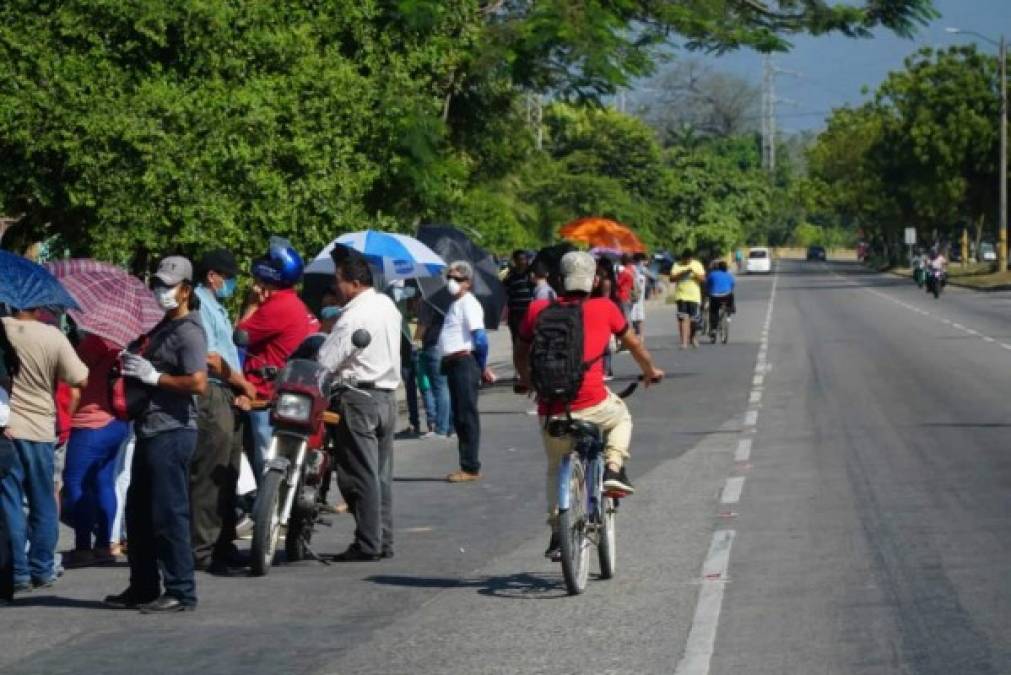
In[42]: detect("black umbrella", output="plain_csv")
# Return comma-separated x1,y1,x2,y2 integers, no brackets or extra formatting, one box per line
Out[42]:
415,225,506,330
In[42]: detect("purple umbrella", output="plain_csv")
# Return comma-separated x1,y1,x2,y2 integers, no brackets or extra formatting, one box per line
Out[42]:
45,260,162,348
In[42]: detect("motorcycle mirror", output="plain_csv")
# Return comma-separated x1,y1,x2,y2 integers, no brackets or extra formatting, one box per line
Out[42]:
351,329,371,350
233,329,251,348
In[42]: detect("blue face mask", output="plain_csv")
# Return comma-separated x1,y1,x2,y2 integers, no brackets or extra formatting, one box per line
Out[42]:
320,305,343,322
216,277,237,300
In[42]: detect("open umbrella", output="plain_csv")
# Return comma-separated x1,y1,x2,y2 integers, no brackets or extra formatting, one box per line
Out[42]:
305,231,446,281
559,217,646,253
45,259,162,348
415,225,506,330
0,250,79,311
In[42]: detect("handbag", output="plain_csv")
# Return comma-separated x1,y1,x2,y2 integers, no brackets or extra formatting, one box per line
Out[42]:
109,334,152,421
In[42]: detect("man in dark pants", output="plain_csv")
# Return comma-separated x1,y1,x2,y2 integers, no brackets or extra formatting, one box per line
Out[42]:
438,261,495,483
0,437,14,604
190,250,256,573
318,248,402,561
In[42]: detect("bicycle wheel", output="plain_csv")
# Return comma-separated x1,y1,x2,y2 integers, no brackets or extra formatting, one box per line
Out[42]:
559,457,590,595
720,311,730,344
598,496,617,580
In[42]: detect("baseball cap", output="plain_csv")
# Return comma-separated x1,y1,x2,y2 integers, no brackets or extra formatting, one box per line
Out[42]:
197,249,238,279
561,251,596,293
154,256,194,286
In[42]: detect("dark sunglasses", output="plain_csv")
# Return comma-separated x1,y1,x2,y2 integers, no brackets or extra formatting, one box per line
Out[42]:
446,275,468,282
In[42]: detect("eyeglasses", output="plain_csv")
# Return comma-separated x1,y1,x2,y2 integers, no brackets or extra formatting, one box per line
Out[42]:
446,275,468,282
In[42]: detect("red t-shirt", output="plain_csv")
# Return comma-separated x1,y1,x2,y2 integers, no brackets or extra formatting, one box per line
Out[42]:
616,267,634,303
72,334,120,430
238,289,320,399
519,297,628,415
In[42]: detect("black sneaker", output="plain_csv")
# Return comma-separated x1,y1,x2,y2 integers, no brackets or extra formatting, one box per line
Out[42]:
603,466,635,496
544,532,561,562
103,589,157,610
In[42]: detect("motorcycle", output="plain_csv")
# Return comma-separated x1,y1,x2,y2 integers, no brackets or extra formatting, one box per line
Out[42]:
239,328,371,576
913,261,926,287
925,268,945,299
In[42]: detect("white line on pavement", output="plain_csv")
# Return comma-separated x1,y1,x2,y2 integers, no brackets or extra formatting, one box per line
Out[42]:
734,438,752,462
674,530,737,675
743,409,759,427
752,375,764,387
749,390,762,404
720,476,746,504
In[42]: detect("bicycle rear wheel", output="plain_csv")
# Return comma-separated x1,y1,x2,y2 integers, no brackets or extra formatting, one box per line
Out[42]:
559,458,590,595
720,311,730,344
598,496,617,579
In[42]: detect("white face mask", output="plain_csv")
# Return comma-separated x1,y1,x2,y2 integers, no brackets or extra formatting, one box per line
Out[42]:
156,285,180,311
446,279,462,297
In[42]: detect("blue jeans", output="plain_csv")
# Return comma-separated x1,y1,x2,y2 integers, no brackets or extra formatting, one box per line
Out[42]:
420,347,452,435
0,439,58,584
64,420,130,550
243,410,273,487
127,429,198,605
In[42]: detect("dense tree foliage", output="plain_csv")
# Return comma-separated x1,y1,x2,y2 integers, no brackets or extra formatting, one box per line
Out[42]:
0,0,936,268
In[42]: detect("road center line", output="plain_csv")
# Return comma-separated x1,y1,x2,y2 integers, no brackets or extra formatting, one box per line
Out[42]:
734,438,752,462
720,476,746,504
674,530,737,675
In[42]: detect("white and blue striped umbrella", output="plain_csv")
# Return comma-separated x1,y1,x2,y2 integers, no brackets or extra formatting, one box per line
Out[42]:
305,230,447,280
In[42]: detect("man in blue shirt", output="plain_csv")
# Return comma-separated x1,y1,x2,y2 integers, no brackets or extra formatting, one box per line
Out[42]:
706,260,736,339
191,249,256,573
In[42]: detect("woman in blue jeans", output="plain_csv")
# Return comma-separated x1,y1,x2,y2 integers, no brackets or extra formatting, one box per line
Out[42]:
63,333,130,567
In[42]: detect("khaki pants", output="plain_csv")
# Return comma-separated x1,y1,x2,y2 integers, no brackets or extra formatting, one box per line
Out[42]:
540,391,632,526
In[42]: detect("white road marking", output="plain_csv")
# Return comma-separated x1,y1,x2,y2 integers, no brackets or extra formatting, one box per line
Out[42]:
675,530,737,675
743,410,758,427
984,336,997,343
734,438,752,462
749,390,762,404
752,374,764,387
720,476,746,504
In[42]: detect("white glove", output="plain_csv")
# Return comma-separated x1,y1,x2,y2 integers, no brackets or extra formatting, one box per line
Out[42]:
122,353,162,387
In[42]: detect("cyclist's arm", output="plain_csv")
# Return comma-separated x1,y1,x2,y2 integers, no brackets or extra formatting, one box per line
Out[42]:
618,329,664,385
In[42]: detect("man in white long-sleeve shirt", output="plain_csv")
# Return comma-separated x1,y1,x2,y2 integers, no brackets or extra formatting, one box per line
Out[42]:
318,249,401,562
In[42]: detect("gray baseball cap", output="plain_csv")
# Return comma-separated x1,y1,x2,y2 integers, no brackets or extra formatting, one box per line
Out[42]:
154,256,194,286
561,251,596,293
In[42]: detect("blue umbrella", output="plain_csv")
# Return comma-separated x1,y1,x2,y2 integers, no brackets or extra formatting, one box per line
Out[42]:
0,250,80,310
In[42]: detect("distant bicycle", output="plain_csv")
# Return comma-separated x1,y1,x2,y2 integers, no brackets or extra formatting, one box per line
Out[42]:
549,381,646,595
710,302,730,345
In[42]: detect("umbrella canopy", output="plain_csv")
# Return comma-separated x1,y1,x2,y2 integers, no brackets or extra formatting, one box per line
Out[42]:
0,250,79,311
559,217,646,253
305,231,446,281
415,225,506,330
45,259,162,348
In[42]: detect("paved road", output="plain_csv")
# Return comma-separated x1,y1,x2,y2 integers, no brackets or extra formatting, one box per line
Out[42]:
4,260,1011,674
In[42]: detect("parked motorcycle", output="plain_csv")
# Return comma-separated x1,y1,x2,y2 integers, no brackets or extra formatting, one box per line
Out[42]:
241,329,371,576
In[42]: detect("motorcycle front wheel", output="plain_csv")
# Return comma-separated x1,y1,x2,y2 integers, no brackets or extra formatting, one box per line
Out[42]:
250,470,284,576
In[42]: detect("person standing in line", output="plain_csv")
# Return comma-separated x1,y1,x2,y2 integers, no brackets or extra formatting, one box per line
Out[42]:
594,258,620,381
531,261,557,302
416,299,452,439
616,254,636,320
0,319,19,603
318,249,401,561
62,331,130,568
503,250,533,345
629,255,647,339
236,238,319,484
104,256,208,613
439,261,495,483
190,249,257,574
669,249,706,349
0,304,88,593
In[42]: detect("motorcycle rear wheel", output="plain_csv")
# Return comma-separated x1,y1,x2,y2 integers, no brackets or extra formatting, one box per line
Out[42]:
250,470,284,576
285,509,309,563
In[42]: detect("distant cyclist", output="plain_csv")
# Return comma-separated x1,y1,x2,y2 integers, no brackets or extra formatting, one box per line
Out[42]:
514,251,664,560
706,261,736,340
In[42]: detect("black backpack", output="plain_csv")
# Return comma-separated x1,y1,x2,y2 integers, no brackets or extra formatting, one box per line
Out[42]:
530,300,602,411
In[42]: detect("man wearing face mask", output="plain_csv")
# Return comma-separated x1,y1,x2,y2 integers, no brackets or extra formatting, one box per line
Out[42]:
317,247,401,561
190,249,257,573
439,261,495,483
236,238,319,484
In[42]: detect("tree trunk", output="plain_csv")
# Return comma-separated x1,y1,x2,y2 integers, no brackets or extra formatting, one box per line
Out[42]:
973,214,985,263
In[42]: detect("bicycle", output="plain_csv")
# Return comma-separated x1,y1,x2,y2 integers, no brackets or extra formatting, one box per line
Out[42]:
709,300,730,345
547,381,642,595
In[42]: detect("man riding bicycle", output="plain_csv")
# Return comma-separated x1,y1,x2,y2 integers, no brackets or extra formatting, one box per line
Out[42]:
514,252,664,560
706,261,736,340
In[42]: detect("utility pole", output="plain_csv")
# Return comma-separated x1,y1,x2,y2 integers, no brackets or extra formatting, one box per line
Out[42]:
762,55,773,172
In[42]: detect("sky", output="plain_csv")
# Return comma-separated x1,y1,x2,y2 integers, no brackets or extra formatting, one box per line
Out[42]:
634,0,1011,132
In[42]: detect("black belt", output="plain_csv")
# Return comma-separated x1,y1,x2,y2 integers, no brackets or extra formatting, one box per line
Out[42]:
356,382,396,392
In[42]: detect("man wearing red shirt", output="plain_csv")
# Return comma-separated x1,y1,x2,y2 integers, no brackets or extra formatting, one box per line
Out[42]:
515,251,663,559
616,254,636,320
237,239,319,484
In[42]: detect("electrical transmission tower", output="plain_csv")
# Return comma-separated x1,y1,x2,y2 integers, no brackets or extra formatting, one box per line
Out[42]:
761,55,799,173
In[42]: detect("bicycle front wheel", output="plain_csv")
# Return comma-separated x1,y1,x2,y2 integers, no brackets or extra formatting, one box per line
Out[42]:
559,458,590,595
598,496,617,579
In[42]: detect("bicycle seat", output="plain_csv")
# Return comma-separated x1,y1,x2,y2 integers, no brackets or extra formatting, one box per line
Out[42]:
546,417,603,441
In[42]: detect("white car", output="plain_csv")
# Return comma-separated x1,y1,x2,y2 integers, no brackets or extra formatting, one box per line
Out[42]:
746,247,772,274
979,242,996,262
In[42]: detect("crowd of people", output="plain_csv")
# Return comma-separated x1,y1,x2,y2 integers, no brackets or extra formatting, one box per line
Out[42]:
0,236,734,611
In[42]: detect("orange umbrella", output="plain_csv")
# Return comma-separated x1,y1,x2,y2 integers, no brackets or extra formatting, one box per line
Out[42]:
559,217,646,253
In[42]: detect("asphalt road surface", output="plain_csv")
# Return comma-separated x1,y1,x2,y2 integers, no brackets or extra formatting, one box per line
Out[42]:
3,260,1010,674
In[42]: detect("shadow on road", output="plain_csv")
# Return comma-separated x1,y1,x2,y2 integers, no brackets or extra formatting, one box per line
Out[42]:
366,572,587,600
8,596,110,610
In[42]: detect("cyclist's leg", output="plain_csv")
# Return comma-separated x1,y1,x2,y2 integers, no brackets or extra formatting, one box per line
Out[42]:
570,392,632,470
541,424,572,530
728,293,736,315
708,297,720,332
